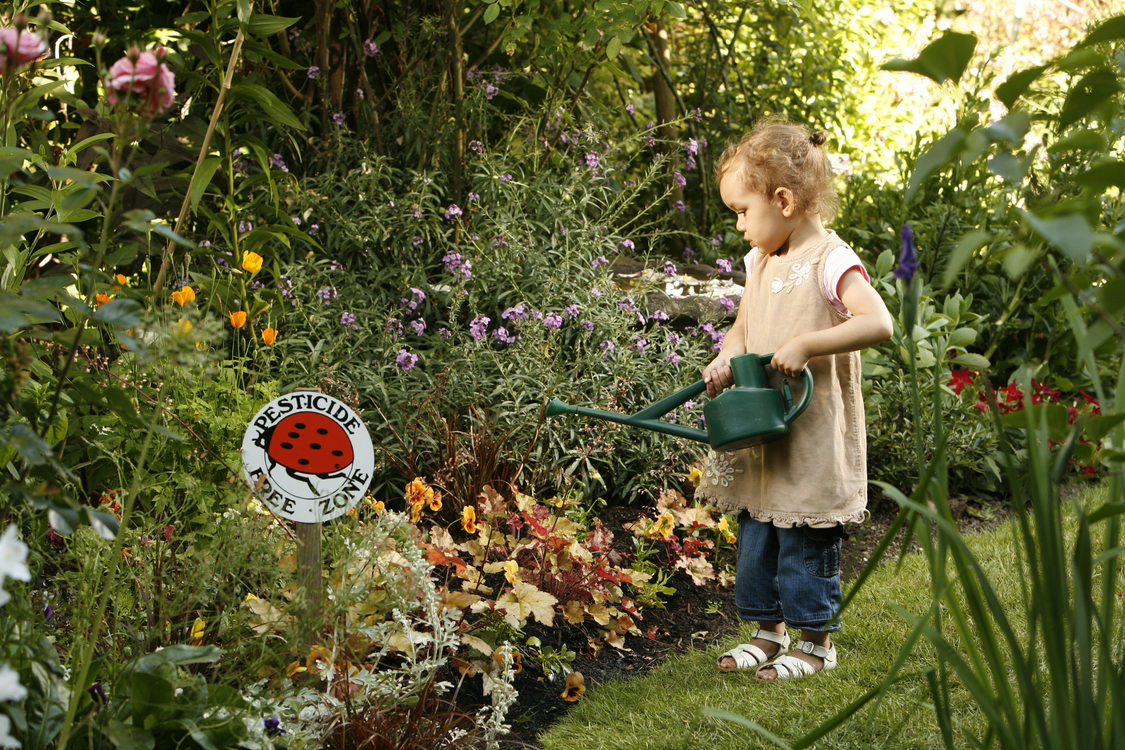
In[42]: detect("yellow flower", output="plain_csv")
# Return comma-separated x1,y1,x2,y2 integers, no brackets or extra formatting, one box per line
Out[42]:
646,511,675,540
493,646,523,674
170,285,196,306
502,559,519,585
687,467,703,487
176,318,193,334
95,292,111,306
723,530,737,545
229,310,247,328
427,489,442,512
461,505,477,534
562,671,585,701
241,251,264,274
261,327,278,345
189,617,205,646
717,516,730,533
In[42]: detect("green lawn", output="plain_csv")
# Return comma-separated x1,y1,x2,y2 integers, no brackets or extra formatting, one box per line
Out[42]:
536,482,1115,749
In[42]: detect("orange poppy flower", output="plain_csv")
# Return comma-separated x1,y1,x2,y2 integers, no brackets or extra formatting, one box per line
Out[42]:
262,327,278,345
229,310,247,328
170,286,196,306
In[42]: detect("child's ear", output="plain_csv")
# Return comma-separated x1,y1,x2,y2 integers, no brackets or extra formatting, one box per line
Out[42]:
773,187,796,217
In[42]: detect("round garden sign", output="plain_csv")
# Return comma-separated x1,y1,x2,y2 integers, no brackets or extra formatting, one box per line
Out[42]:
241,392,374,523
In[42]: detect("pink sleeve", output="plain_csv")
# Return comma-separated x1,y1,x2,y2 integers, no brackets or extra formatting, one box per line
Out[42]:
823,246,870,314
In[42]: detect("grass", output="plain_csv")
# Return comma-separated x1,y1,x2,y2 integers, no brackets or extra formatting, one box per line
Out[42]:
536,481,1120,750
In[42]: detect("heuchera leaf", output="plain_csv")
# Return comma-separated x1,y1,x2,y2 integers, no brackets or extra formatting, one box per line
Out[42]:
882,31,977,84
496,580,557,628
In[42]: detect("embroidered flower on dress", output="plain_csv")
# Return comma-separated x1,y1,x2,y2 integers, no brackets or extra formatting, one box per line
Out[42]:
701,451,742,487
770,261,812,295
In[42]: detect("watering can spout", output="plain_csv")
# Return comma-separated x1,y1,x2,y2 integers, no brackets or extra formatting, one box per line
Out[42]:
545,385,710,444
545,398,574,418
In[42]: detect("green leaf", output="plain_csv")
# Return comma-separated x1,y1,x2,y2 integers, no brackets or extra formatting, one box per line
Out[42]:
1079,13,1125,46
952,352,990,370
881,31,977,84
1058,69,1121,131
484,2,501,23
229,83,305,130
85,508,119,540
995,65,1048,109
1086,413,1125,442
101,719,155,750
1021,210,1094,264
93,298,143,328
606,34,622,60
941,229,990,287
4,423,53,466
246,14,299,36
190,156,222,211
906,128,967,203
664,1,687,19
0,291,62,332
988,152,1023,184
947,327,978,348
236,0,251,24
1047,129,1108,154
1074,161,1125,192
1002,245,1036,278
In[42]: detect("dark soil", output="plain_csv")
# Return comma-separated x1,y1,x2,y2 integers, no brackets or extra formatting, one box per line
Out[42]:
467,493,1011,748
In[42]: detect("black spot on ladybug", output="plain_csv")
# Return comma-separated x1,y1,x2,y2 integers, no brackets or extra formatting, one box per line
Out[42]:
265,411,355,476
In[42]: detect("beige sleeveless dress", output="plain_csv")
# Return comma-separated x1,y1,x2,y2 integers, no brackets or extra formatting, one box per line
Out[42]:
695,233,869,527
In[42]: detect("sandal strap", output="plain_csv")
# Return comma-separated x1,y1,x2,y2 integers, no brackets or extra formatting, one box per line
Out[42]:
794,640,834,660
751,628,791,648
766,653,816,680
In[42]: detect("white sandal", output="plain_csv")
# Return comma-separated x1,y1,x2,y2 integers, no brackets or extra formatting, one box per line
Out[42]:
755,639,837,680
717,628,791,672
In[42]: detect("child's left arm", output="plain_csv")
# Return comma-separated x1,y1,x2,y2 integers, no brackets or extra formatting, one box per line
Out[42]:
771,268,893,376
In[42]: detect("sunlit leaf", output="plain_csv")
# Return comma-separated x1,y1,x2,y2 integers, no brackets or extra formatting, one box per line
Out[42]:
882,31,977,84
1058,69,1121,131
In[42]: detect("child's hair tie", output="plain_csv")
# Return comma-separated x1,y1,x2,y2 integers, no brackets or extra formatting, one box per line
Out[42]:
809,130,827,146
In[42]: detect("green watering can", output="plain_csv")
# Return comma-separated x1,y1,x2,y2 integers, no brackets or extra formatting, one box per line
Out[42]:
546,353,814,451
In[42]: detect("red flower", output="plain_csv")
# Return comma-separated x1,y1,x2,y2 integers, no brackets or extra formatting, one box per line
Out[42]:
1031,380,1061,405
997,384,1024,415
1078,390,1102,415
948,369,976,395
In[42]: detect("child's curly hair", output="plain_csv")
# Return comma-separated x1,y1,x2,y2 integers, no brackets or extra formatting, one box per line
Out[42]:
716,117,837,219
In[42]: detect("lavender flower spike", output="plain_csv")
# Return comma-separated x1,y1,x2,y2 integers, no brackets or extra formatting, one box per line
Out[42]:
895,224,918,281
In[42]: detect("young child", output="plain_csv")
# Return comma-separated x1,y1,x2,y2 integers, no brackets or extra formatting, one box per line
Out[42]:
698,118,893,681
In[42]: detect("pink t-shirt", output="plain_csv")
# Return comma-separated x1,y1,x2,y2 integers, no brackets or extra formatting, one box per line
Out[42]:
743,236,869,314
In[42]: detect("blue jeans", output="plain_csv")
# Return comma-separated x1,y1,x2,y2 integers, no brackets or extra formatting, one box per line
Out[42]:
734,513,844,632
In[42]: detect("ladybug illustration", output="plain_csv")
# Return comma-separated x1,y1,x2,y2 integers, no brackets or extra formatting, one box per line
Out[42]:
255,411,354,490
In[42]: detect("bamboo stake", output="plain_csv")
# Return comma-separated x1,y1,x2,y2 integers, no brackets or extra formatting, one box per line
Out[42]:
153,20,249,295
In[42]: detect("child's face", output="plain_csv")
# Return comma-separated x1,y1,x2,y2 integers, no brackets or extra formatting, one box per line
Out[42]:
719,171,793,256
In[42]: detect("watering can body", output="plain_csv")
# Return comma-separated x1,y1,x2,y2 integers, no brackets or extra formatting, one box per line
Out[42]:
546,353,814,451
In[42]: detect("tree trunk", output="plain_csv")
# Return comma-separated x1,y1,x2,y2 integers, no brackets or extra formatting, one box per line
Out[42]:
648,16,685,254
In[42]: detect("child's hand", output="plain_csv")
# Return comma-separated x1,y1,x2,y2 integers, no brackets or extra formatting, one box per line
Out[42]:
703,355,735,397
771,339,811,377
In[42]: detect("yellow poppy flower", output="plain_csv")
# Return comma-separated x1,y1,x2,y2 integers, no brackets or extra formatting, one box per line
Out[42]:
241,251,264,274
229,310,247,328
170,286,196,306
261,327,278,345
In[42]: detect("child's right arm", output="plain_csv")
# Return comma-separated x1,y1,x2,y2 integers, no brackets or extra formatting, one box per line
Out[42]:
703,290,750,397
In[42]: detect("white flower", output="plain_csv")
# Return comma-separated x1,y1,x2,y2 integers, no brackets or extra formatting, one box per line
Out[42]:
0,525,30,586
788,261,811,284
0,664,26,702
702,451,742,488
770,277,784,294
0,714,18,749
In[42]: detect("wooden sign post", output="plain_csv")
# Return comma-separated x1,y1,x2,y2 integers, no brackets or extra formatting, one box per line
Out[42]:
241,392,374,633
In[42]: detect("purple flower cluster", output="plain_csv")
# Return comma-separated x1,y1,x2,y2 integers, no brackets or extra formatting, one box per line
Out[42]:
332,112,345,125
443,251,472,281
269,153,288,172
543,312,563,329
396,349,418,371
444,204,462,221
387,317,403,340
278,275,297,306
591,255,609,269
492,326,516,344
673,171,687,189
663,260,677,276
307,66,320,79
400,287,426,312
316,285,337,305
469,314,490,341
363,38,380,57
469,139,483,154
340,312,358,330
715,257,732,273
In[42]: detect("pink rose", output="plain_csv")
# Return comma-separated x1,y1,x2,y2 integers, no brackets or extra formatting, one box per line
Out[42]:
105,47,175,114
0,26,48,73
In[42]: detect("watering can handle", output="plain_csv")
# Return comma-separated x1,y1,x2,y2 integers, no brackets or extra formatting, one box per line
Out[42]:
774,359,815,424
